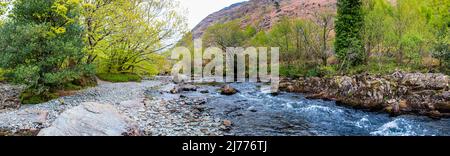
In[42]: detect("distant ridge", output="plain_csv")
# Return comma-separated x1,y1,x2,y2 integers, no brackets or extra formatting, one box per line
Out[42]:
192,0,337,39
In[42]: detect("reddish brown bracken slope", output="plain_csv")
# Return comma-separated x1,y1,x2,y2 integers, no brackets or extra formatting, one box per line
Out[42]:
192,0,337,38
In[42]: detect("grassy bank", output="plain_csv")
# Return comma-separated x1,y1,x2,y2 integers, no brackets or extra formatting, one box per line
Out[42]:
97,73,142,82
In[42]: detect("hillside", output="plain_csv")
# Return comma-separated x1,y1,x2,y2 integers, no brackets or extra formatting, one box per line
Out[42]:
192,0,337,38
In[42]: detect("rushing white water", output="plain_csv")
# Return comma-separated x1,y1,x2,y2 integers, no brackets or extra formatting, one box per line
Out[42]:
195,83,450,136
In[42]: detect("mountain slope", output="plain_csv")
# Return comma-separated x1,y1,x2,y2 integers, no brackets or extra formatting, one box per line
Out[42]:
192,0,337,39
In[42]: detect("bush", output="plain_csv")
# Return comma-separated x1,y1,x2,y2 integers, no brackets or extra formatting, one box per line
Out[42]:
97,73,142,82
318,65,338,77
63,83,83,91
0,0,93,97
280,65,305,78
280,65,326,78
306,68,320,77
72,75,97,87
20,90,58,105
0,68,5,82
343,56,428,75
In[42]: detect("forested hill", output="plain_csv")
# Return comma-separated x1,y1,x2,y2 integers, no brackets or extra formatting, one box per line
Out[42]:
188,0,448,78
192,0,337,39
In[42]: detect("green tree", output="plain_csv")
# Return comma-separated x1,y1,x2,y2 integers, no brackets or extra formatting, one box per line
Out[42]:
0,1,7,16
271,18,291,65
83,0,186,75
203,20,248,50
0,0,93,98
335,0,365,66
386,0,430,65
362,0,392,57
426,0,449,71
313,11,335,65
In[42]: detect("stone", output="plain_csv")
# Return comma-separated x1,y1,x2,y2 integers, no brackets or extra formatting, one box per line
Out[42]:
170,84,198,94
436,102,450,113
173,74,190,84
38,102,140,136
0,84,24,110
120,100,144,109
280,72,450,118
287,85,295,92
443,91,450,100
17,110,49,124
399,100,408,109
193,105,206,112
220,85,238,95
170,87,180,94
180,84,198,92
247,106,258,112
200,90,209,94
223,120,232,127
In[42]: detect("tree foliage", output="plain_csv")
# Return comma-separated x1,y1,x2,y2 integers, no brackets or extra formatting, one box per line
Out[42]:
362,0,449,73
426,0,450,71
82,0,186,75
200,0,448,77
201,15,335,77
0,0,93,96
0,1,8,16
335,0,365,66
203,20,251,50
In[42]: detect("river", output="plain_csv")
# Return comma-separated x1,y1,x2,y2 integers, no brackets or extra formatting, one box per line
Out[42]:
172,82,450,136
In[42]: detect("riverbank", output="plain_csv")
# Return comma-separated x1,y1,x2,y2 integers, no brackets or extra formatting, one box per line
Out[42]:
280,71,450,118
1,73,449,136
0,78,224,136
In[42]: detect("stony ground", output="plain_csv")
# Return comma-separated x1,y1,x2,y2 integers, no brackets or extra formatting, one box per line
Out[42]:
0,77,224,136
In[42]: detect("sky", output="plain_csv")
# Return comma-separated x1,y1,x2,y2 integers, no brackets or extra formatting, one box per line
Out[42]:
178,0,248,29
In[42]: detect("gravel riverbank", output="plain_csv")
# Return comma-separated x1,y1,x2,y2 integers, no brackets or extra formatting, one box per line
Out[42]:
0,77,223,136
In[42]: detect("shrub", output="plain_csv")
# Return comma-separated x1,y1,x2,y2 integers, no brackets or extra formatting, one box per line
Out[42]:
20,90,58,105
63,83,83,91
0,0,94,97
318,65,338,77
0,68,5,82
280,65,305,78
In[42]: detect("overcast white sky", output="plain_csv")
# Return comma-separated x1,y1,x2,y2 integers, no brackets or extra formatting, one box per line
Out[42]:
178,0,247,29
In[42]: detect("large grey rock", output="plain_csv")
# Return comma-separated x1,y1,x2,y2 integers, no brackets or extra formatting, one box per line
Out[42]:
17,110,49,124
0,84,23,110
399,73,449,90
280,72,450,118
38,102,140,136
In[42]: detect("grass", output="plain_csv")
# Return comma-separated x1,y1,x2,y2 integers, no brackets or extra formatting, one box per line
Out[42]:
0,68,6,82
20,81,92,105
344,57,429,76
63,83,83,90
20,91,58,104
280,64,325,78
96,73,142,82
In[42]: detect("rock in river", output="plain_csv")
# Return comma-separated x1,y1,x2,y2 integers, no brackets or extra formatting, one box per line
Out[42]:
170,84,198,94
38,102,140,136
220,85,238,95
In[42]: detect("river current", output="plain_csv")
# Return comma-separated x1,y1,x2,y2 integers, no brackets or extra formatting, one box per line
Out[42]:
182,83,450,136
